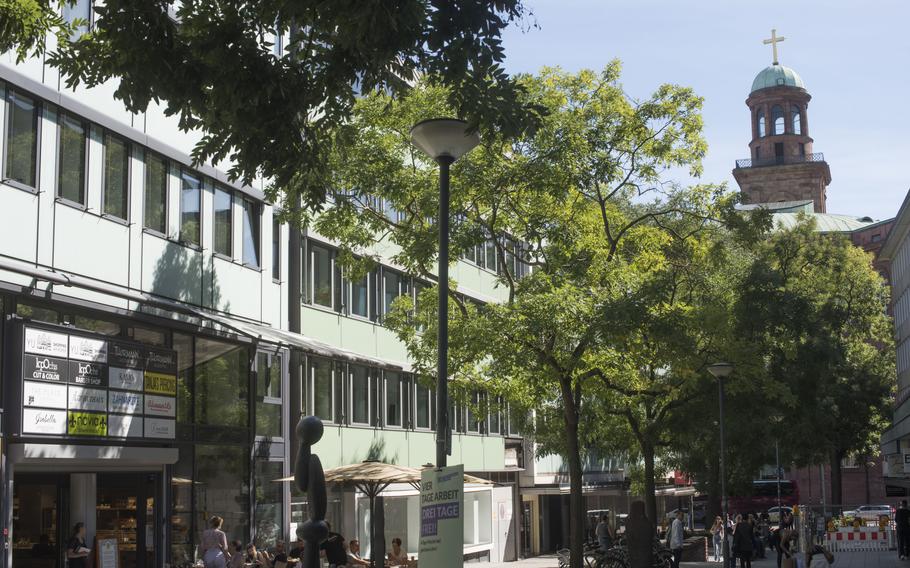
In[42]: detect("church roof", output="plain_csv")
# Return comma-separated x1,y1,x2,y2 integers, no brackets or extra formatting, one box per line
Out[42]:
770,212,876,233
751,64,806,93
739,200,814,214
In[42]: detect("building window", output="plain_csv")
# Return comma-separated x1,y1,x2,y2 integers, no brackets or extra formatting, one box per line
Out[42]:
144,153,168,233
757,109,766,138
467,391,482,433
310,357,334,422
253,459,283,549
4,89,39,188
872,234,882,243
488,396,501,435
350,271,370,318
382,269,409,316
62,0,91,41
350,364,371,426
57,112,87,204
484,239,497,271
102,133,129,219
272,216,281,280
195,445,250,545
180,171,201,245
256,352,282,439
791,105,802,135
213,187,232,256
242,198,261,267
415,382,433,430
193,337,250,428
310,244,334,308
772,105,784,135
385,371,403,427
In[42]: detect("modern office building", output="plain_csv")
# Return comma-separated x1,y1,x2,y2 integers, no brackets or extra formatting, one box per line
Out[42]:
0,15,523,568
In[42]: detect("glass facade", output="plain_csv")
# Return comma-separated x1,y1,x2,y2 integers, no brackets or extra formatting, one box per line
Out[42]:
213,187,232,256
180,171,201,245
5,89,38,187
144,153,168,233
58,112,87,204
103,133,129,219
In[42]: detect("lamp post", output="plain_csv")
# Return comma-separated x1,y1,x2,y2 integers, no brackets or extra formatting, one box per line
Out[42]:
410,119,480,468
708,362,734,566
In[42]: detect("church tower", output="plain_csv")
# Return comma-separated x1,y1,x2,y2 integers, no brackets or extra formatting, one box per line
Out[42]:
733,30,832,212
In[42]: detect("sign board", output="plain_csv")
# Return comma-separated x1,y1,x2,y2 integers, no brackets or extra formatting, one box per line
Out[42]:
902,453,910,473
14,324,178,440
419,465,464,567
98,537,119,568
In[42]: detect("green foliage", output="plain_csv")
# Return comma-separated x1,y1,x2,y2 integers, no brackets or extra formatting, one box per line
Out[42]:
0,0,73,63
36,0,544,212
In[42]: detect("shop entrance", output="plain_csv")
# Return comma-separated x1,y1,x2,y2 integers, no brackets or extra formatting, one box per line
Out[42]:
11,473,159,568
96,474,159,568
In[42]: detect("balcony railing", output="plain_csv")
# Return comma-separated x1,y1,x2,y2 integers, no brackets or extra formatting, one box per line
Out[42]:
735,152,825,169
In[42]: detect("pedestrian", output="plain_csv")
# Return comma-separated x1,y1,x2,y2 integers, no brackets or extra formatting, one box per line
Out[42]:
897,499,910,560
779,528,796,568
732,514,753,568
320,523,348,568
711,516,724,563
201,516,228,568
596,514,614,552
65,522,90,568
669,510,685,568
626,500,655,568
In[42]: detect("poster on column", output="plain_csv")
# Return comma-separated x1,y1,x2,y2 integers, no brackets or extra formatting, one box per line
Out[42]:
419,464,464,567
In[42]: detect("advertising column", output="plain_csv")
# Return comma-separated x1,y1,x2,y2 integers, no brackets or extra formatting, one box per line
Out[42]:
419,465,464,567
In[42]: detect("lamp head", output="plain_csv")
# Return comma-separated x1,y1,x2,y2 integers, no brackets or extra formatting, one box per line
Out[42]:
410,118,480,163
707,362,734,379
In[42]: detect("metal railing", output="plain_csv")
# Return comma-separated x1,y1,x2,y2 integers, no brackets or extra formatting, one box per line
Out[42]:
735,152,825,169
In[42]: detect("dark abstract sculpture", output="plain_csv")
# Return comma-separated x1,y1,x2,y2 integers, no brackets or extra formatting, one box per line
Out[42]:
294,416,329,568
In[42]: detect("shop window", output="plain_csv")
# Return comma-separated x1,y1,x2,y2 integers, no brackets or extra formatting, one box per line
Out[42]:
4,89,39,188
415,381,433,430
272,216,281,280
350,364,371,425
73,315,121,336
256,352,282,439
463,491,493,545
310,356,334,422
130,325,167,346
385,371,403,427
242,198,261,267
144,153,168,233
16,302,59,323
170,444,194,565
254,460,284,548
193,337,249,428
180,171,201,245
103,132,129,220
58,112,87,204
194,444,250,545
173,333,194,430
213,187,233,256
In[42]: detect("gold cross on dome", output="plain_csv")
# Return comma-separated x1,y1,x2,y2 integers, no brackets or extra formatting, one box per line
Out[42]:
763,29,786,65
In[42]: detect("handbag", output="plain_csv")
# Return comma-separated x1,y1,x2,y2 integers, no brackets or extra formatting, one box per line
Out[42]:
781,557,796,568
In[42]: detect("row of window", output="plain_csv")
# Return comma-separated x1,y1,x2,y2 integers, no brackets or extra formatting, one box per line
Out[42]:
305,356,519,436
2,86,281,278
461,236,532,278
756,104,803,137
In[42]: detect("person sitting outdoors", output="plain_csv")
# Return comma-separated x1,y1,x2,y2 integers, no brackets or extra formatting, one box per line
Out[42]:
346,539,370,567
245,543,269,567
388,538,408,566
288,527,305,560
270,540,288,568
227,541,244,568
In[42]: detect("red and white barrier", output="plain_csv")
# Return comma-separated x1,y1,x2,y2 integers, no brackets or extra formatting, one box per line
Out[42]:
825,528,893,552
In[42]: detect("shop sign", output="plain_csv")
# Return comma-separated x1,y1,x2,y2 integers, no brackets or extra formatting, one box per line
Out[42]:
68,411,108,436
144,417,175,439
68,361,108,387
109,341,145,368
108,367,144,392
145,372,177,395
108,414,143,438
23,381,68,409
23,355,68,382
24,328,68,357
419,465,464,568
69,335,108,363
22,408,67,434
108,391,143,414
144,394,176,417
146,348,177,374
68,386,108,412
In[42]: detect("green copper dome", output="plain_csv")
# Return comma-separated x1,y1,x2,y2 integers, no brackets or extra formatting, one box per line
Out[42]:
751,64,805,93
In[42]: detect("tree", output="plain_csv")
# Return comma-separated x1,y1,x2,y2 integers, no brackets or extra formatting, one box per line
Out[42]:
3,0,544,210
737,220,894,505
308,64,723,566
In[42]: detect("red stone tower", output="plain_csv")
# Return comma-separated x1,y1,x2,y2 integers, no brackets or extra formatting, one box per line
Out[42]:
733,30,832,212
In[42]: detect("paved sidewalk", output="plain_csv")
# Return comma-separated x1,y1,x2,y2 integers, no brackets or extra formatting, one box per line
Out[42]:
683,550,906,568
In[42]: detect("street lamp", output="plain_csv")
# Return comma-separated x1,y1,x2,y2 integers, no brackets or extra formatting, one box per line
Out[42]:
410,118,480,468
707,362,734,566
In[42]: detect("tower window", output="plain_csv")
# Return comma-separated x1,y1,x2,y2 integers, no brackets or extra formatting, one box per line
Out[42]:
757,109,766,137
772,105,785,135
791,105,802,135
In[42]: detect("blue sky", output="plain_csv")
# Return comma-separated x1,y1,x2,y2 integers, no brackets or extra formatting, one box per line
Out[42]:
500,0,910,220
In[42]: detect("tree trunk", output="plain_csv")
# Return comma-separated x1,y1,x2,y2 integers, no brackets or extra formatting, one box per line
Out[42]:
560,377,585,568
643,443,657,529
829,449,844,508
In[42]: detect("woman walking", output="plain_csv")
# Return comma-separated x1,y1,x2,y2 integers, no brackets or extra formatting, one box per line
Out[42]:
732,514,754,568
65,523,90,568
711,516,724,563
202,516,229,568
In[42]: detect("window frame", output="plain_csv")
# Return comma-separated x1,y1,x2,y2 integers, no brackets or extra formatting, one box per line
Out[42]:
308,356,335,423
2,87,41,192
241,196,261,268
179,168,202,247
308,242,337,310
271,215,281,282
348,268,372,320
348,363,373,427
414,381,434,431
143,151,169,235
56,110,89,207
101,130,130,221
213,185,233,258
791,105,802,135
384,370,404,429
771,105,785,135
254,351,284,441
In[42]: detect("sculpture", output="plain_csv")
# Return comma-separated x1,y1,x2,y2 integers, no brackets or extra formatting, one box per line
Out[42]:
294,416,329,568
